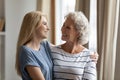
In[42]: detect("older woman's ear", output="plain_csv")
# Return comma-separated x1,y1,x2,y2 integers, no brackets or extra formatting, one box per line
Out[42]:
76,32,80,38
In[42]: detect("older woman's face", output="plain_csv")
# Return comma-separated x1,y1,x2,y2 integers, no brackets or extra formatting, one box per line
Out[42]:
61,18,78,42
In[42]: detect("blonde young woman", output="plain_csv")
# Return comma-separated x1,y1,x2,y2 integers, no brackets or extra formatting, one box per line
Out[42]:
51,12,97,80
15,11,53,80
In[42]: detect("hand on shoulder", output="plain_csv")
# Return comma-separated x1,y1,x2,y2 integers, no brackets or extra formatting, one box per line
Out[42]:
90,52,99,63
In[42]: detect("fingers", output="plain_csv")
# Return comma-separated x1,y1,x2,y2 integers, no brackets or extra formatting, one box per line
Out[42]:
94,52,99,61
90,52,99,64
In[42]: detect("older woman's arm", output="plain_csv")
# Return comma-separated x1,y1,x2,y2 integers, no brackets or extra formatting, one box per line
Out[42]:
82,55,97,80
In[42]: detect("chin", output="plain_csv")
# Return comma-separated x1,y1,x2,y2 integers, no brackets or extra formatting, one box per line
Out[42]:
44,36,47,39
41,36,47,39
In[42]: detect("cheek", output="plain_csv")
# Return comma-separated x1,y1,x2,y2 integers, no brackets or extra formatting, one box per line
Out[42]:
70,31,77,38
35,27,42,34
35,30,40,36
37,25,45,31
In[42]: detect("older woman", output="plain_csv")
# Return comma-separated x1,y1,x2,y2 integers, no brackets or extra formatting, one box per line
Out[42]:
51,11,97,80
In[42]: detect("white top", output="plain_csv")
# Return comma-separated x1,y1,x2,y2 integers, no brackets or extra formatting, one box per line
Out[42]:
51,45,97,80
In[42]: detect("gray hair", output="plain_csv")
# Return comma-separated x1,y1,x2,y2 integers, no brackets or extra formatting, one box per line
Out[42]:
65,11,89,45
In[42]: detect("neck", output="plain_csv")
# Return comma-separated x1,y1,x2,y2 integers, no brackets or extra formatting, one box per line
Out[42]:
26,38,43,51
61,42,85,54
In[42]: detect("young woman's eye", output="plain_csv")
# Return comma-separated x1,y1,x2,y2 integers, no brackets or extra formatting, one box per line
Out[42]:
42,22,47,25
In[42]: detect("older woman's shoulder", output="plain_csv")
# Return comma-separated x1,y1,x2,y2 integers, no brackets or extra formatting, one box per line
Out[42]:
82,48,95,56
51,45,61,50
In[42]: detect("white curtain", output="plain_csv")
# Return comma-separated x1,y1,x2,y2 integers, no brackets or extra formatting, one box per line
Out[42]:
97,0,119,79
76,0,119,80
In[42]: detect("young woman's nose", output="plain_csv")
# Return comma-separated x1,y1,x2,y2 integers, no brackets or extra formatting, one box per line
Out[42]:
47,26,50,30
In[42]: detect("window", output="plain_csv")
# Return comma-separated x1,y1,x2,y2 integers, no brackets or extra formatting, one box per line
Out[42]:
89,0,97,51
55,0,76,45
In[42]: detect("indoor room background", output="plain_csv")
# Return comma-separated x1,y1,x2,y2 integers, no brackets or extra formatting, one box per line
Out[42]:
0,0,119,80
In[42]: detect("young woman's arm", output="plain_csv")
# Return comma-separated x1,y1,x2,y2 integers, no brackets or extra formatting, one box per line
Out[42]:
26,66,45,80
90,52,99,63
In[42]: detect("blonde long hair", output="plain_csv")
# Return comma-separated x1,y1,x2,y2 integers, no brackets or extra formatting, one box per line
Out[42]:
15,11,46,76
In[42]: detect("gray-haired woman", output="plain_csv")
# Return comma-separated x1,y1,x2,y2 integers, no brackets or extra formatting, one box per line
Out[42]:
51,11,97,80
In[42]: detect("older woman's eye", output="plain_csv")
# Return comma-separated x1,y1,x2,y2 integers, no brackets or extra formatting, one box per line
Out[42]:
62,24,65,27
66,26,70,29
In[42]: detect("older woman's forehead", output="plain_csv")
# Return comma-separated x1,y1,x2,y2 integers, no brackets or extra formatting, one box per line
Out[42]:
65,18,74,24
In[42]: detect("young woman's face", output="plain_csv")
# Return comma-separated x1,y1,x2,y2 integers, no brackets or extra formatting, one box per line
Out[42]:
61,18,78,42
35,16,49,39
